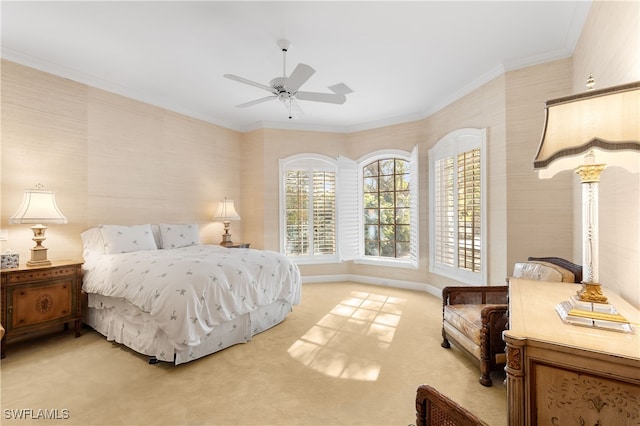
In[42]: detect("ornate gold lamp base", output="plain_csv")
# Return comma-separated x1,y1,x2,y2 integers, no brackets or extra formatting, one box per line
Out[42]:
577,282,608,303
219,220,234,247
556,282,631,333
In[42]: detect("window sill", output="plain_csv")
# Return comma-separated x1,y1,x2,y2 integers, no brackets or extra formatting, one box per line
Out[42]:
289,255,340,265
429,265,484,286
355,257,418,269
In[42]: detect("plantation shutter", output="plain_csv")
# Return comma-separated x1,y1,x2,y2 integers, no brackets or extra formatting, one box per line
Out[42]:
457,148,481,272
409,145,419,267
434,155,455,267
312,171,336,255
337,155,359,261
429,128,486,285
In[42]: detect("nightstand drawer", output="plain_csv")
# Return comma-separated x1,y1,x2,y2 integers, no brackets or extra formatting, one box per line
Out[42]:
9,280,74,329
7,265,77,284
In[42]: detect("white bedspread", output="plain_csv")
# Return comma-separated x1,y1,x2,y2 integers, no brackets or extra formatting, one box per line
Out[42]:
82,245,301,351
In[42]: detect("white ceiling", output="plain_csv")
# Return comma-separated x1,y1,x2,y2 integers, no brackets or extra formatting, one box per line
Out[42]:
1,1,592,133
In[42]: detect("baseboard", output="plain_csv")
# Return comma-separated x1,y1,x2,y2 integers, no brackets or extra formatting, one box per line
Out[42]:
301,274,442,298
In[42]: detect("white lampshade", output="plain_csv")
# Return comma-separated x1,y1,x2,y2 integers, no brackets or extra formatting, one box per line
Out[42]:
534,81,640,178
213,198,240,221
9,189,68,224
9,187,67,267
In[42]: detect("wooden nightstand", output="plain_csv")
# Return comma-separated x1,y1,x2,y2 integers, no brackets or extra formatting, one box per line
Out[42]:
227,243,250,248
221,242,250,248
1,260,83,358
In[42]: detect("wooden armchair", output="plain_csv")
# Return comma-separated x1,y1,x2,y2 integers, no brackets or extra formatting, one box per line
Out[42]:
441,286,508,386
415,384,486,426
441,256,582,386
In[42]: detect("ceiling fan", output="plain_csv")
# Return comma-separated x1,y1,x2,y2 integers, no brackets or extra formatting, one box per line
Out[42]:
223,39,352,119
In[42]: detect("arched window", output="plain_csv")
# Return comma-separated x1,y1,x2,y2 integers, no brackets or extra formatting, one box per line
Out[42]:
279,154,338,263
362,157,411,258
429,128,486,284
338,147,419,268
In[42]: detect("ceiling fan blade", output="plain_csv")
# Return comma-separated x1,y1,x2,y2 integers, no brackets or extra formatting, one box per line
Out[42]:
329,83,354,95
281,98,304,119
236,96,277,108
286,63,315,92
295,91,347,104
223,74,272,92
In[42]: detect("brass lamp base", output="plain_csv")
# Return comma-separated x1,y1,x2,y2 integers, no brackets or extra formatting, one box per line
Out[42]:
577,282,608,304
220,235,234,247
220,220,233,247
219,220,234,247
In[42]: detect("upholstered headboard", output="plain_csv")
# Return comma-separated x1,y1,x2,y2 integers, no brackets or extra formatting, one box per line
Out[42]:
512,257,583,283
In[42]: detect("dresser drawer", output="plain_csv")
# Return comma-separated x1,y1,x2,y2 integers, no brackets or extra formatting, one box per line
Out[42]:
8,279,75,330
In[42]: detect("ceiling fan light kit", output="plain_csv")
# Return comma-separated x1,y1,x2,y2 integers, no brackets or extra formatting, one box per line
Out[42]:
224,39,351,119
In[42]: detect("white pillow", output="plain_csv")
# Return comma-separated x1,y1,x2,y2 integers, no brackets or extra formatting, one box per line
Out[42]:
158,223,200,249
150,224,162,249
81,227,105,259
99,224,158,254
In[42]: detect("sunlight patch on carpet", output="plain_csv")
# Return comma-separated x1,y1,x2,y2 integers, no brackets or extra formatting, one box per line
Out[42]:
287,290,406,381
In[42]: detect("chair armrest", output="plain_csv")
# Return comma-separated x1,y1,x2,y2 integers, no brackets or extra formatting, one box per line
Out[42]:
481,304,509,317
442,286,509,306
480,305,509,367
481,305,509,335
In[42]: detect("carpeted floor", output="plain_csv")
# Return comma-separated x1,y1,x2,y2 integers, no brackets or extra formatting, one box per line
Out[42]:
0,282,506,425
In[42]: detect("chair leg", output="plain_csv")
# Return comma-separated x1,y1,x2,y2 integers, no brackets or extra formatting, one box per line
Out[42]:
479,361,493,387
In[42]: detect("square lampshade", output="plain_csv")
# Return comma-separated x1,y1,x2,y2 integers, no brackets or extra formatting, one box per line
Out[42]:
213,199,240,221
534,81,640,178
9,189,68,224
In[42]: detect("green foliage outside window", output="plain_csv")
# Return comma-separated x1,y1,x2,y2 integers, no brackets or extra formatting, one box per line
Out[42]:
363,158,410,258
285,170,335,256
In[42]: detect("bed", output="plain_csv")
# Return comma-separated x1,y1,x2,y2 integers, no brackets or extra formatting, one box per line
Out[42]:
81,224,301,365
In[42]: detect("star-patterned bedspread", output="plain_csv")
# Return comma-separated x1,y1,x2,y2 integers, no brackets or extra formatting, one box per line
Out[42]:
82,245,301,349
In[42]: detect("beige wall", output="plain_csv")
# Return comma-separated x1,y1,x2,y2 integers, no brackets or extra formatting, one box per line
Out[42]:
505,59,574,268
419,75,508,288
240,128,352,278
1,60,244,260
2,62,88,261
570,0,640,306
2,0,638,305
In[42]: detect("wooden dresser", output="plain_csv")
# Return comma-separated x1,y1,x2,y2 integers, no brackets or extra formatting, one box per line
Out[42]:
1,260,83,358
503,278,640,426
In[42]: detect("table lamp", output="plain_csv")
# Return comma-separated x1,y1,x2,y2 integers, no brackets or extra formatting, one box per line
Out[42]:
533,79,639,330
213,198,241,247
9,185,68,266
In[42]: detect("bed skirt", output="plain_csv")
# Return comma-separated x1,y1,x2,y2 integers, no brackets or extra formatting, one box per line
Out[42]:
84,294,293,365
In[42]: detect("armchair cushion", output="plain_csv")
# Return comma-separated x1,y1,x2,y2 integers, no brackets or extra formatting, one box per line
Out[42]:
444,304,501,346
